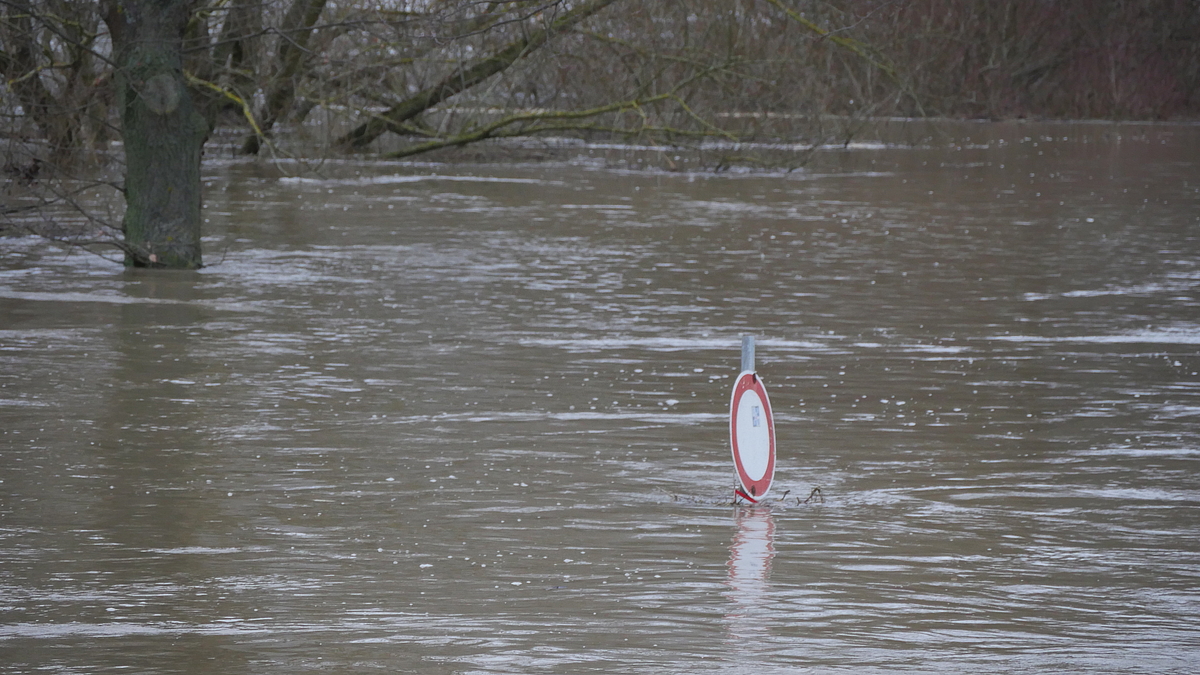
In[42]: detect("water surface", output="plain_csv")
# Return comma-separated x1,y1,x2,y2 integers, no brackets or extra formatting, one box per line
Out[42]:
2,121,1199,673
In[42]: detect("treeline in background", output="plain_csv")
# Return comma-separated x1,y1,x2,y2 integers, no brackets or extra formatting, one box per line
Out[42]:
3,0,1199,165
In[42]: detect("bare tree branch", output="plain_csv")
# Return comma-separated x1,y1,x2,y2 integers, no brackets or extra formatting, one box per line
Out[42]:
337,0,622,150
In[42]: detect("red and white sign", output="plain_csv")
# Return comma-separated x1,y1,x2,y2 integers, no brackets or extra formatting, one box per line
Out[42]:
730,371,776,502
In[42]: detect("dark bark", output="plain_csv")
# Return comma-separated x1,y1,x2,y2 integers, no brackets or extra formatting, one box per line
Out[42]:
189,0,264,128
338,0,621,150
216,0,263,90
1,1,79,158
241,0,328,154
103,0,208,268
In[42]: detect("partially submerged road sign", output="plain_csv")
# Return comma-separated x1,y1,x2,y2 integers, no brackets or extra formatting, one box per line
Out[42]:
730,337,775,502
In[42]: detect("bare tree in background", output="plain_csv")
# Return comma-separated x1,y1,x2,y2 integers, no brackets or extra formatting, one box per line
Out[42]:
1,0,110,161
4,0,1200,267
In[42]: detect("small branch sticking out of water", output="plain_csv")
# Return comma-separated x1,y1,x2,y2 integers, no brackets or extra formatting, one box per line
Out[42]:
659,486,824,507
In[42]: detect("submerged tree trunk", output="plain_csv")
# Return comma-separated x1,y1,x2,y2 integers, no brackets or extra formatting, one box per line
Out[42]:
103,0,208,268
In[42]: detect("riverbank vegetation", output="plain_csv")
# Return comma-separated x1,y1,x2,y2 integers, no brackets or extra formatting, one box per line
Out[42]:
4,0,1199,266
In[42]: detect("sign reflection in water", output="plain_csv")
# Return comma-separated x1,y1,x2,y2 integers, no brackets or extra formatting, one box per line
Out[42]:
725,507,777,645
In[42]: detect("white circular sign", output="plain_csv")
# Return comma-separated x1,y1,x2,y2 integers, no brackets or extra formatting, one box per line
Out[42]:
734,388,771,481
729,371,776,501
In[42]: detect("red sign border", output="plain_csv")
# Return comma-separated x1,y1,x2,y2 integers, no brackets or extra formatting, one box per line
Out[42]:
729,371,776,500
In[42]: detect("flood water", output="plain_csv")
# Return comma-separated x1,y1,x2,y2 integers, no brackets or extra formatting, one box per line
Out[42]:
2,121,1199,673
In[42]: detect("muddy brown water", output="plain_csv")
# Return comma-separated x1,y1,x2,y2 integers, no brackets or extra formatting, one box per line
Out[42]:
2,122,1199,673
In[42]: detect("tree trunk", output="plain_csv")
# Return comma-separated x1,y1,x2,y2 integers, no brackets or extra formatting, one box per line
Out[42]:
2,1,80,160
103,0,208,268
241,0,327,155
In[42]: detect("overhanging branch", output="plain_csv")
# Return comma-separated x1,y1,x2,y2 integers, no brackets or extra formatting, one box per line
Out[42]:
338,0,621,150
